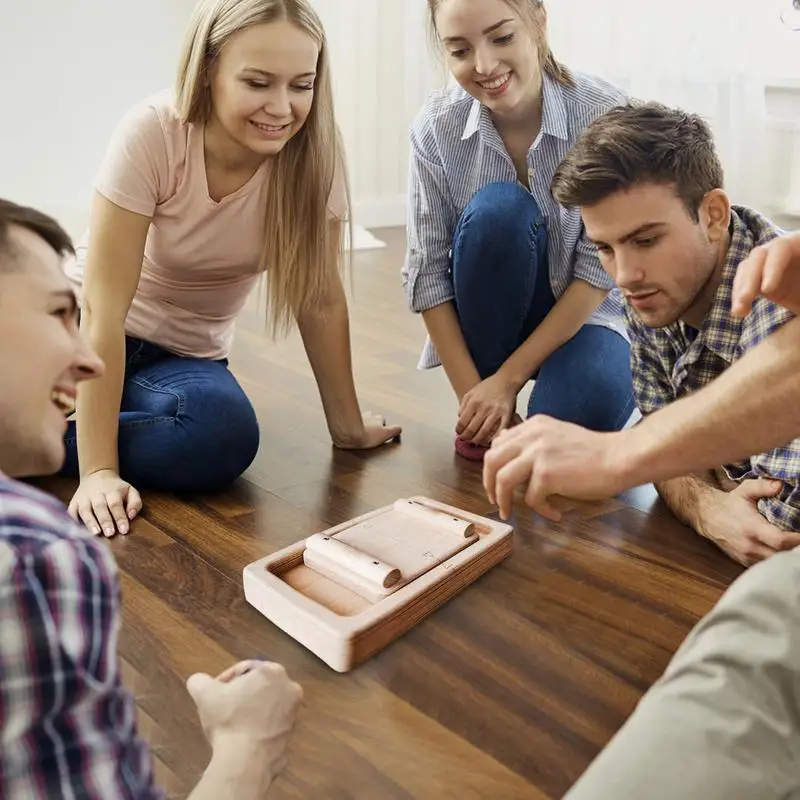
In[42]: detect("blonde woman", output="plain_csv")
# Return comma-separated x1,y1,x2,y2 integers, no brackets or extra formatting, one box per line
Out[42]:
403,0,634,461
64,0,401,537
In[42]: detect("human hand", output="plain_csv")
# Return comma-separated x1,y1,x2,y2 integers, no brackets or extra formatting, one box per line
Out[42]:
457,373,519,447
483,414,626,520
732,232,800,317
187,660,303,781
696,478,800,566
333,412,402,450
67,469,142,537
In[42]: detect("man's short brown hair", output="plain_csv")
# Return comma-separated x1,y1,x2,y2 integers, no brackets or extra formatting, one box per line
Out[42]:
551,102,724,221
0,199,74,271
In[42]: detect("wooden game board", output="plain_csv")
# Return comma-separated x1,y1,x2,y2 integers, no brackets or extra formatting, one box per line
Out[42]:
243,497,514,671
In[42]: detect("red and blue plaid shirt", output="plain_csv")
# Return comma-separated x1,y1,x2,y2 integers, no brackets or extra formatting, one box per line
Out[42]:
626,206,800,530
0,474,161,798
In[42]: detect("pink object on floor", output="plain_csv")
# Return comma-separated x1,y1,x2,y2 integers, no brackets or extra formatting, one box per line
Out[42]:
454,437,489,462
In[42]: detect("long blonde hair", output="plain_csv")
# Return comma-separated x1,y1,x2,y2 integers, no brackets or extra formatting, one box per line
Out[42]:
427,0,573,87
176,0,350,336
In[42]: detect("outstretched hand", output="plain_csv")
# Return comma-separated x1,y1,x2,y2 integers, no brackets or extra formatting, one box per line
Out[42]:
68,469,142,537
457,373,519,447
732,231,800,317
483,414,628,520
187,659,303,783
333,412,401,450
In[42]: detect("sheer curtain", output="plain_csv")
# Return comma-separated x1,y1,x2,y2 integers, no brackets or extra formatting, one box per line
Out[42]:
546,0,780,208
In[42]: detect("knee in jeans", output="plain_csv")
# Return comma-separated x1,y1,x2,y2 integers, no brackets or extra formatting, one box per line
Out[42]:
217,406,260,483
181,385,260,489
461,182,543,239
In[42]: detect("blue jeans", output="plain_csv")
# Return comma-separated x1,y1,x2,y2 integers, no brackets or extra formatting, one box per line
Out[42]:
61,337,260,492
452,182,634,431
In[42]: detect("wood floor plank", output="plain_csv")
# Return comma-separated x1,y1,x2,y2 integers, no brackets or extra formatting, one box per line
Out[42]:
35,226,744,798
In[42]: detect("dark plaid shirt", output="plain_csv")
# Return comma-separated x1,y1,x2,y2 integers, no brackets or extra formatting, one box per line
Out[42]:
627,207,799,530
0,474,161,798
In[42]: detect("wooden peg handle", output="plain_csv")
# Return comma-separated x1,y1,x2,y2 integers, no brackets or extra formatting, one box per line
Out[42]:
305,533,401,589
393,499,476,538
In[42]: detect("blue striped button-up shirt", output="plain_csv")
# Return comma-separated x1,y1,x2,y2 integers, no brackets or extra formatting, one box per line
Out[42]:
402,71,629,369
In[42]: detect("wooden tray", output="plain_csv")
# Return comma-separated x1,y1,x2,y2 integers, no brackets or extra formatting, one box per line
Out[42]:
243,497,514,672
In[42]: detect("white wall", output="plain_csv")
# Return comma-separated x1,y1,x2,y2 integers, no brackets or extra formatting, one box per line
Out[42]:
545,0,800,221
321,1,800,224
732,14,800,219
764,82,800,219
310,0,439,228
1,0,197,237
1,0,438,236
3,2,795,234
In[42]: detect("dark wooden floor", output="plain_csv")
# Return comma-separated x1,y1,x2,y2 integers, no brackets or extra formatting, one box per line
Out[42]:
42,227,743,799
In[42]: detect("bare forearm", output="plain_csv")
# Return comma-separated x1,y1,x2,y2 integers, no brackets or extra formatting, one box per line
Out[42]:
655,472,721,533
500,279,608,390
297,293,363,445
74,194,150,477
421,302,481,400
188,741,274,800
75,314,126,476
617,318,800,488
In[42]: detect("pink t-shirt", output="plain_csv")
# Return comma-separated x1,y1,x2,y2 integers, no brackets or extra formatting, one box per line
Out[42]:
66,92,347,360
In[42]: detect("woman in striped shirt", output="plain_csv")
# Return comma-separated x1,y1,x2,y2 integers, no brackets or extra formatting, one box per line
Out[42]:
403,0,634,461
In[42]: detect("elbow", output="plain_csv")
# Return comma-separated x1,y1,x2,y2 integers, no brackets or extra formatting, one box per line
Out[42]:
78,300,127,345
405,269,455,314
297,291,348,327
79,283,133,329
78,297,100,331
572,276,611,297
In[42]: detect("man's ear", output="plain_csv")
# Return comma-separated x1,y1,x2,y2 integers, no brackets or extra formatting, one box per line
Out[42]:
699,188,731,243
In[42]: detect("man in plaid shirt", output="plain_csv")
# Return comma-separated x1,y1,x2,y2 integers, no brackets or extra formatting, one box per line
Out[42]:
482,233,800,800
0,199,302,798
548,102,800,567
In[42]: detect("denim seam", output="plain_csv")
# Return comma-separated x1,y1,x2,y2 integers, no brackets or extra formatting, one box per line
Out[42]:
127,376,186,415
613,394,638,430
63,415,178,447
525,218,541,309
126,339,147,366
